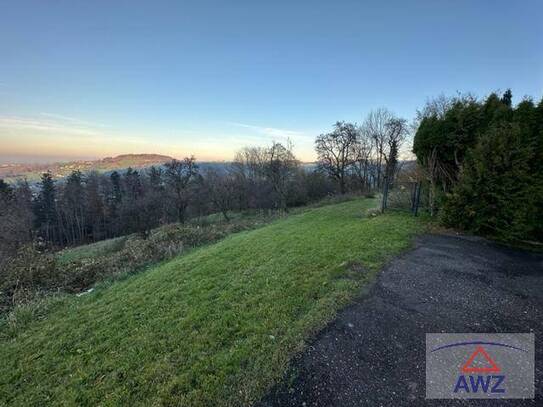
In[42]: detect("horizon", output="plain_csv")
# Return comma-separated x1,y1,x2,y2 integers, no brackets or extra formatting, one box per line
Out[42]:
0,152,298,166
0,151,337,166
1,2,543,404
1,1,542,163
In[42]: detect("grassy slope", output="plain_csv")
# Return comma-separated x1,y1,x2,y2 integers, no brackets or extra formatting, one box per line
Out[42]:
0,199,424,406
55,209,279,265
56,236,128,264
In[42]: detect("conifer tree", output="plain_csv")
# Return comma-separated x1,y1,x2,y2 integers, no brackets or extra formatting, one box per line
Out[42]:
34,172,58,245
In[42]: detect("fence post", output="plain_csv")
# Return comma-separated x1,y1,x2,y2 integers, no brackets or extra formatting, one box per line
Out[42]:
413,181,422,217
381,176,389,213
410,182,416,213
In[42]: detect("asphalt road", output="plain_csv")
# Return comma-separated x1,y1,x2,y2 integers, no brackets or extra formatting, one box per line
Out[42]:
258,234,543,406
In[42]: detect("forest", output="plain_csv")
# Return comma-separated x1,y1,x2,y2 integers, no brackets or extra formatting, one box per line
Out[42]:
0,108,409,258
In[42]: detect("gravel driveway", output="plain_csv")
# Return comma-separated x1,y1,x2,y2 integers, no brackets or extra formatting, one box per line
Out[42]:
258,234,543,406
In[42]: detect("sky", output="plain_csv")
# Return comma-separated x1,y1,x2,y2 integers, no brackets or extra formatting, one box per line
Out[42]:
1,0,542,163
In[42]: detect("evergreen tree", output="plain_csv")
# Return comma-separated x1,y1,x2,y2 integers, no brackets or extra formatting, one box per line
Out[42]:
415,90,542,241
61,171,85,244
442,123,535,240
104,171,122,237
501,88,513,108
34,172,58,245
110,171,122,203
85,172,105,241
0,179,11,197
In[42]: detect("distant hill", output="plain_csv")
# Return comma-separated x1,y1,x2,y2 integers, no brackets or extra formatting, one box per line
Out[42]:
0,154,174,183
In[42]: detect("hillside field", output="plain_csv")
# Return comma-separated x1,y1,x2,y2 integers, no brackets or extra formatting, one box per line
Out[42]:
0,198,425,406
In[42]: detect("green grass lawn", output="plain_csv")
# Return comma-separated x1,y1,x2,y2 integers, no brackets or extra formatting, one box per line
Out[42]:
0,198,425,406
55,208,279,266
56,236,129,264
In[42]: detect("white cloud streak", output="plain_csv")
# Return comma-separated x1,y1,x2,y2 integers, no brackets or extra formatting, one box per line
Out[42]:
0,115,104,137
39,112,108,128
227,122,312,140
0,114,150,147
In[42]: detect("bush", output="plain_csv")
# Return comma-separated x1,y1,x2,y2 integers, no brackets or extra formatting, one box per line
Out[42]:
441,123,541,241
0,245,58,313
414,91,543,242
0,211,282,314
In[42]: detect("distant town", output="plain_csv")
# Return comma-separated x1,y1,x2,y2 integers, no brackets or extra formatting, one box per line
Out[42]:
0,154,174,182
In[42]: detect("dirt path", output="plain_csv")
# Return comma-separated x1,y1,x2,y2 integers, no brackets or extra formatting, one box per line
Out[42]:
258,234,543,406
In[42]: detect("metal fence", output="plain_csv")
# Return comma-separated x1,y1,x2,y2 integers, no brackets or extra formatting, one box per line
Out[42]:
381,180,427,216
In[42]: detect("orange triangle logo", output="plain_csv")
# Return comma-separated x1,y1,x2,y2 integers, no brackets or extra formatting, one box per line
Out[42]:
461,346,501,373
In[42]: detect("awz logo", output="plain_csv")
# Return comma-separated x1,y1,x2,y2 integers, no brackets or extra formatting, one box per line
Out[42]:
454,374,505,394
426,334,534,400
453,345,506,394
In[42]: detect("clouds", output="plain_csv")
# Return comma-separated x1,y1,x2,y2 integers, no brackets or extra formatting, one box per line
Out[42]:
0,113,155,161
0,113,247,162
227,122,312,141
0,115,104,137
39,112,108,128
0,113,319,163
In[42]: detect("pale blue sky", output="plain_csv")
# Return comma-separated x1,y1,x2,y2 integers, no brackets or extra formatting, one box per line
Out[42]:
1,0,542,162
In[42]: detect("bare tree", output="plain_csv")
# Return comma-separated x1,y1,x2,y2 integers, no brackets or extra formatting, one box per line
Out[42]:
315,121,359,194
362,109,389,188
383,117,408,184
362,109,408,187
230,147,266,209
164,157,199,223
415,94,453,123
261,141,299,211
351,129,375,191
203,169,235,221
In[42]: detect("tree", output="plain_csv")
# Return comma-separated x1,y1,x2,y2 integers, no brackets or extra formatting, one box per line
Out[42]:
85,172,105,241
164,157,199,223
501,88,513,108
148,166,164,191
362,108,408,188
351,131,375,191
203,169,235,221
413,94,483,214
0,179,10,196
315,121,359,194
382,117,408,184
261,141,299,211
414,89,542,241
442,123,536,240
230,147,268,209
362,109,389,188
110,171,122,204
104,171,123,237
59,170,85,244
146,165,167,223
0,180,33,259
33,172,59,245
120,168,146,233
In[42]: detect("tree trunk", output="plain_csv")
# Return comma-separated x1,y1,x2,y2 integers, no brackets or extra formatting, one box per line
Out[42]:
221,208,230,222
339,176,346,194
429,178,436,217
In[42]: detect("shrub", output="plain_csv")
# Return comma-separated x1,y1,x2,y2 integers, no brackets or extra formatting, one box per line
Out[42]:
441,123,540,241
0,211,282,314
0,245,58,313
